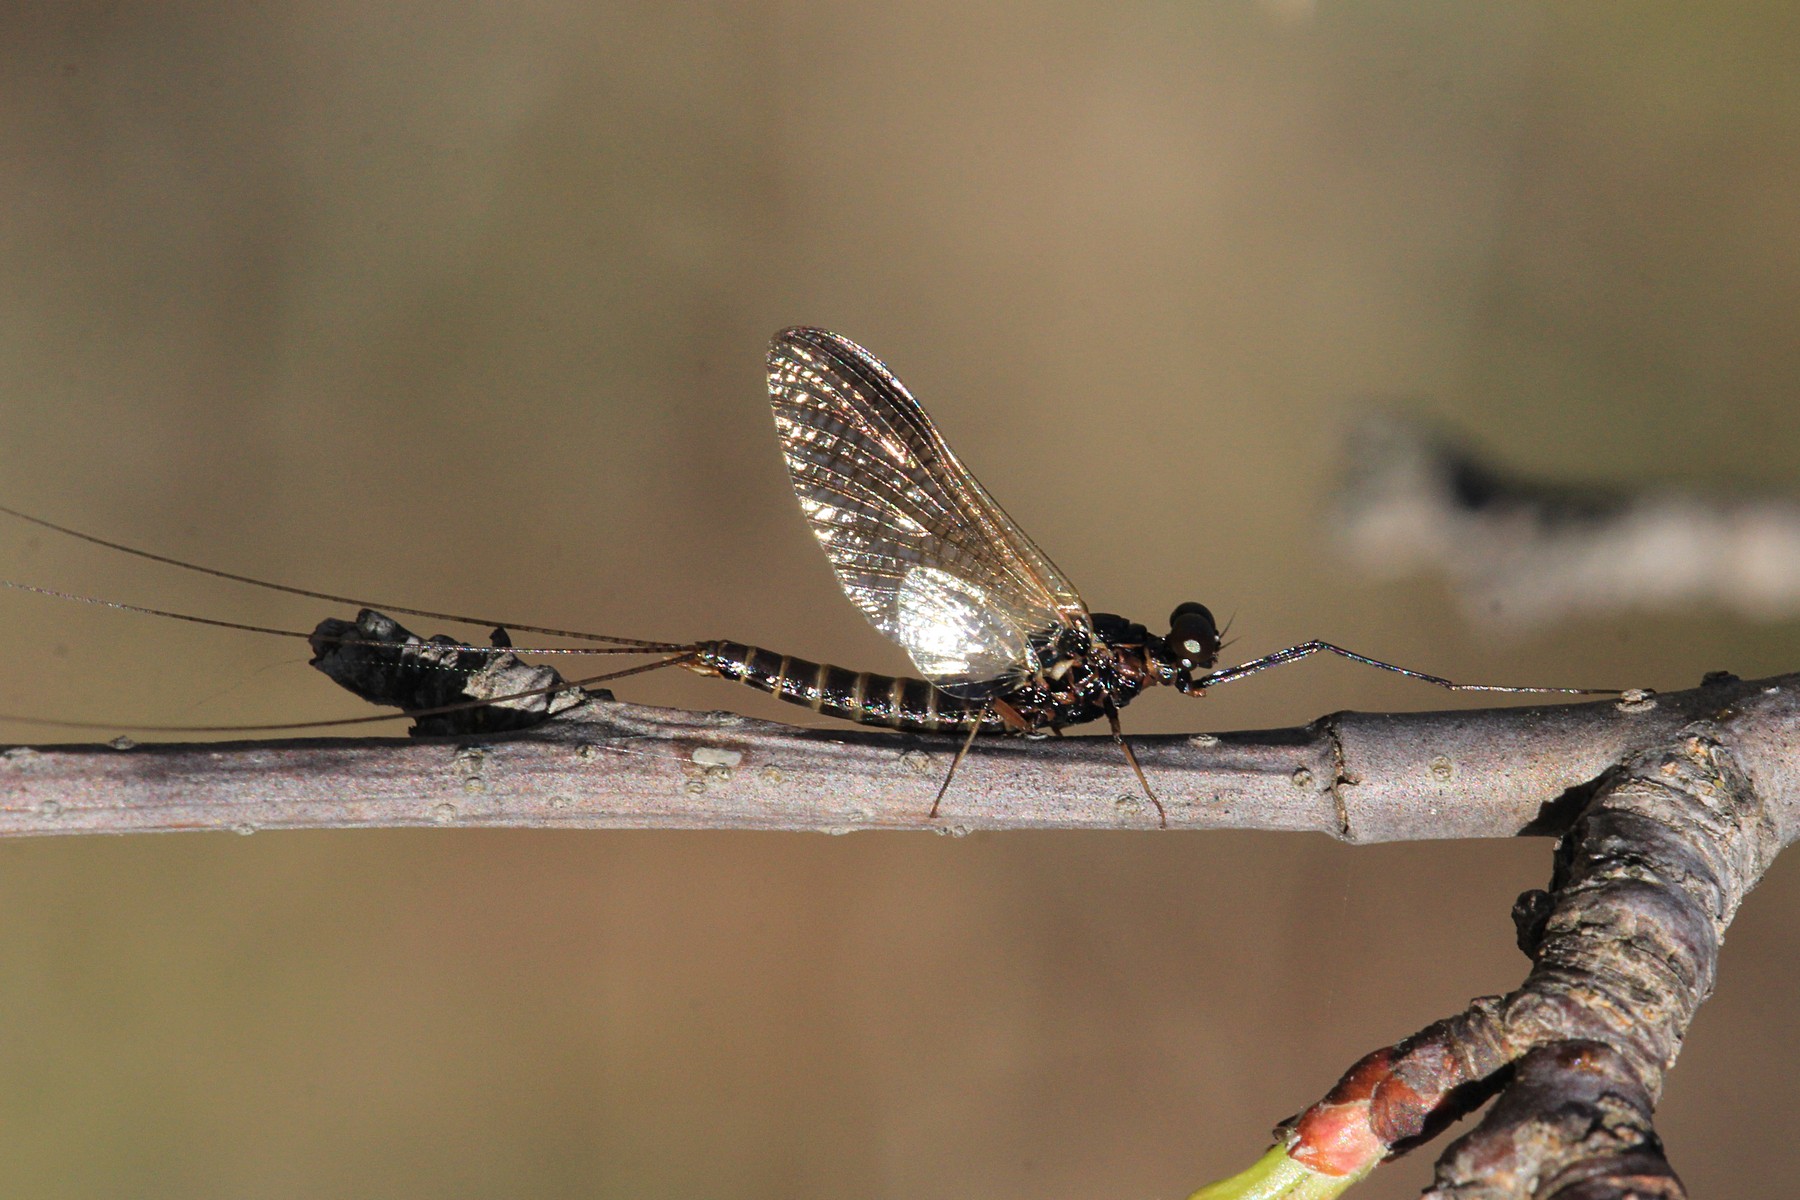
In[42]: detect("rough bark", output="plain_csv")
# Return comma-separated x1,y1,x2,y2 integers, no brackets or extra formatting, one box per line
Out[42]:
1213,680,1797,1200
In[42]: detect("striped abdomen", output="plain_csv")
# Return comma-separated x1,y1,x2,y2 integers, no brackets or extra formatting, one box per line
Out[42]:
692,641,1003,733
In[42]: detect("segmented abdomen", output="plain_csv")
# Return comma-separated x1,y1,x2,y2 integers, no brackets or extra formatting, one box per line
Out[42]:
694,641,1002,733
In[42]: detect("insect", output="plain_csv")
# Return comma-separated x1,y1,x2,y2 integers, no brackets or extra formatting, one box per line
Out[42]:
1,327,1618,826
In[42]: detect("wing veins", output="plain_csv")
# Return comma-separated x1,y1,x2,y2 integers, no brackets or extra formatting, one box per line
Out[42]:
783,450,1057,614
768,328,1088,690
772,341,1068,614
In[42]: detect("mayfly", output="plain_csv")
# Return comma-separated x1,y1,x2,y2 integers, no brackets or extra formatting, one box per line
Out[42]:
1,327,1619,826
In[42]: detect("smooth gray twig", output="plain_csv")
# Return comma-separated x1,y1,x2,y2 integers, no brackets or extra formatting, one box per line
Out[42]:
0,666,1790,842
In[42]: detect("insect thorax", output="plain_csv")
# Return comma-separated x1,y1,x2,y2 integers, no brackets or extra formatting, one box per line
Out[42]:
998,616,1154,731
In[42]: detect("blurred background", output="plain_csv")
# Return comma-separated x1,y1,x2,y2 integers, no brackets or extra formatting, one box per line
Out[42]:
1,4,1796,1197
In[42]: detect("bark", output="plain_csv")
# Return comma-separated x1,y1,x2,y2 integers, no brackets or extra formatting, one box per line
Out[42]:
1216,679,1797,1200
0,665,1788,841
3,611,1795,1199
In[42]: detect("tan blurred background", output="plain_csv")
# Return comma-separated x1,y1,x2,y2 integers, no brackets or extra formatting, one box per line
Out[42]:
1,4,1797,1197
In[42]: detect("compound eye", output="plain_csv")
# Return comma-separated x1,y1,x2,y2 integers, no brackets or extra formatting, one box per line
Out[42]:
1166,602,1220,670
1169,601,1214,627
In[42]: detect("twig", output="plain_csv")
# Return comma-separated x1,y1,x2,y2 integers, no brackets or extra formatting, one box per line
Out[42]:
4,611,1795,1199
0,632,1786,841
1192,675,1798,1200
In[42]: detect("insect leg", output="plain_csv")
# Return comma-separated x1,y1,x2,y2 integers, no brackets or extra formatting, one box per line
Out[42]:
1194,641,1621,696
1104,698,1166,828
929,705,989,820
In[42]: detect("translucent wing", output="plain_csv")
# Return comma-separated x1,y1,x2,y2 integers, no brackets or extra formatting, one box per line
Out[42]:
767,326,1089,694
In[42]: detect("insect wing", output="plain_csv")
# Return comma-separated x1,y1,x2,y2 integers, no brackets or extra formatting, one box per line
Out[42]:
894,565,1033,686
767,327,1088,694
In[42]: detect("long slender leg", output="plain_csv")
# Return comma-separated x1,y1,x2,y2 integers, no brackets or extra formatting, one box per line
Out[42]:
1194,641,1622,695
1105,699,1166,828
929,706,989,820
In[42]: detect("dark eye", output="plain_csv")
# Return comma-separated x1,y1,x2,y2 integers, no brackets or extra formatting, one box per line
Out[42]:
1166,602,1220,669
1169,602,1213,627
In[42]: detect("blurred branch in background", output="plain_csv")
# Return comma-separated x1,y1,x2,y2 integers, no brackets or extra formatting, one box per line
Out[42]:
1,613,1795,1199
1333,410,1800,627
